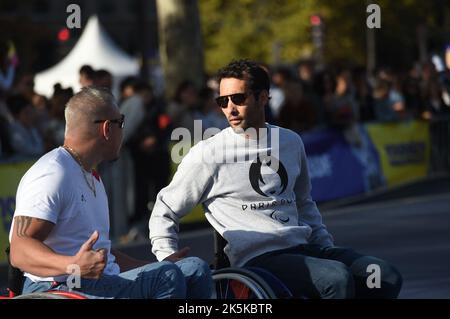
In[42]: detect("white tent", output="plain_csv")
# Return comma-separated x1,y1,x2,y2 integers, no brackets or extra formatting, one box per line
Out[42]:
34,15,139,98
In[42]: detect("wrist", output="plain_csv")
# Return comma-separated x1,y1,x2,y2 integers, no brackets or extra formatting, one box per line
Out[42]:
64,255,78,275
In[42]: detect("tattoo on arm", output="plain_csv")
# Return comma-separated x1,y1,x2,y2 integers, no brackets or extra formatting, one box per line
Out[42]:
16,216,32,238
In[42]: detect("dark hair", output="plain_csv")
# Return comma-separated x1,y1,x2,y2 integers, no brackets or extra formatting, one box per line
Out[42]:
94,69,113,89
173,80,196,103
217,59,270,93
272,66,294,81
120,76,139,93
79,65,95,79
134,80,152,94
199,86,214,100
94,69,112,80
6,94,30,116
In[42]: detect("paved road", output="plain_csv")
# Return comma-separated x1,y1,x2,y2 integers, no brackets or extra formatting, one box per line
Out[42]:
2,193,449,298
121,192,450,299
322,193,450,298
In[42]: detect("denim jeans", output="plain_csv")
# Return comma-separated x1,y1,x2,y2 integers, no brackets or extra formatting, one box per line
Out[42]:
245,245,403,299
22,257,213,299
175,256,213,298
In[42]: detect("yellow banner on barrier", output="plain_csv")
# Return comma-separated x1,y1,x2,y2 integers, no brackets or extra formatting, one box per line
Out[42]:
366,120,431,186
0,161,34,262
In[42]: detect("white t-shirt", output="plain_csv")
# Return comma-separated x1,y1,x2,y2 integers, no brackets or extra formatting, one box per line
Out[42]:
9,147,120,282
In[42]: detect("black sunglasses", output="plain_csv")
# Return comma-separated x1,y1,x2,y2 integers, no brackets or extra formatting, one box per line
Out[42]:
215,93,249,108
93,114,125,129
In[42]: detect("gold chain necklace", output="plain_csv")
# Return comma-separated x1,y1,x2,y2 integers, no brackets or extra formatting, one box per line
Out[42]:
63,145,96,197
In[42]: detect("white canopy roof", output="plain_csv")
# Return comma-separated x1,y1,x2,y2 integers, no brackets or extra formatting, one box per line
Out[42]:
34,15,139,97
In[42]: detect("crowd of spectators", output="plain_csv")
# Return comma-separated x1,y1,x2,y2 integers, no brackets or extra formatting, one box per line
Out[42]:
1,40,450,239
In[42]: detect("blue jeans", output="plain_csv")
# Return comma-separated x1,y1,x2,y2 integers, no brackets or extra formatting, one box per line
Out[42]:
23,257,213,299
245,245,403,299
175,257,213,298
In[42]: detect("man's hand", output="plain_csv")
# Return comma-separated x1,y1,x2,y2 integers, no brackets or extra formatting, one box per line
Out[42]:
111,249,149,272
164,247,190,262
71,231,107,279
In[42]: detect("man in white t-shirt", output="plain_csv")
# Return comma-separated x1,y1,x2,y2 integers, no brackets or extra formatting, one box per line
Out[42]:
9,86,212,299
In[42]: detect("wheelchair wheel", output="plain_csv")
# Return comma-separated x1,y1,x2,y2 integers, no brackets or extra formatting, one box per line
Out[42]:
14,292,69,299
212,267,277,299
13,291,87,299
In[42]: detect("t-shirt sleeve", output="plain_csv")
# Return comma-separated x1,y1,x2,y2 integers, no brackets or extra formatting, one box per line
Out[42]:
14,167,67,224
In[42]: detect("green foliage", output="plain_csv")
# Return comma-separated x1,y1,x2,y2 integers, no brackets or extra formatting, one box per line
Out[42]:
199,0,449,73
199,0,320,73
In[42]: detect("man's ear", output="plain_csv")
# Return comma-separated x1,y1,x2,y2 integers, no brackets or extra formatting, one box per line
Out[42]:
102,121,110,140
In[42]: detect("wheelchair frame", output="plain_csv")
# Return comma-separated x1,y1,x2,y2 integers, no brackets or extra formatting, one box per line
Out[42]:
1,246,87,299
210,231,292,299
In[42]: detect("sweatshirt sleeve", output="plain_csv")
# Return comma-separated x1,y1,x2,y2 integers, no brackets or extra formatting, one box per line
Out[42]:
149,142,214,261
294,134,334,248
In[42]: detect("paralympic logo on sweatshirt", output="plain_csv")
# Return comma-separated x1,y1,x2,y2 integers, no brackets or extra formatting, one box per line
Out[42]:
249,152,288,197
244,152,293,224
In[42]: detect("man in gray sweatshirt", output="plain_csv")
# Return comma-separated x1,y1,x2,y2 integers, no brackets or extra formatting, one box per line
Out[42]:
149,59,402,299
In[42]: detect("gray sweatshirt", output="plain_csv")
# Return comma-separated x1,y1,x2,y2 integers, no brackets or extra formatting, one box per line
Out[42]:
149,124,334,267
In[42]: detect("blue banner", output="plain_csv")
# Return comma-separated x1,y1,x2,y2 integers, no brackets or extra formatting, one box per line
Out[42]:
300,128,370,202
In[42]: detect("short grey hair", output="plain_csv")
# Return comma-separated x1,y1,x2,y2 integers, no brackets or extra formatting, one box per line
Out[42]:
65,86,118,138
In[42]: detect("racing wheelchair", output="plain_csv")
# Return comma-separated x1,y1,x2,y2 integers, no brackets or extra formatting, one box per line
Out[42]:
2,234,296,299
0,247,87,299
211,232,293,299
